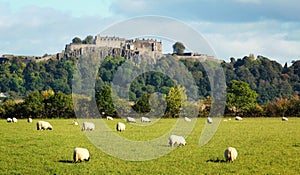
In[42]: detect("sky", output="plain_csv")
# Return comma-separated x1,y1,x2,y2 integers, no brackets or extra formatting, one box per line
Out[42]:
0,0,300,65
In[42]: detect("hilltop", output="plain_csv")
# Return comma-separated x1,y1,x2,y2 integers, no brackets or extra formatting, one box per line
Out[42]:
1,35,216,64
0,35,299,105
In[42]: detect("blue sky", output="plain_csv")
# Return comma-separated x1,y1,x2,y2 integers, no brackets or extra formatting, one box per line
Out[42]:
1,0,300,64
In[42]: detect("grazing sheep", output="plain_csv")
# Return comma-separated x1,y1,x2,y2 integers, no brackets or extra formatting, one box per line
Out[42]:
106,116,113,120
235,116,243,121
223,119,228,122
72,120,79,125
282,117,288,121
73,148,90,163
7,118,12,123
116,122,126,132
207,117,213,124
12,117,18,123
224,147,238,162
141,117,151,122
36,121,53,130
184,117,191,122
228,118,231,121
27,118,33,123
168,135,186,147
126,117,136,123
81,122,95,131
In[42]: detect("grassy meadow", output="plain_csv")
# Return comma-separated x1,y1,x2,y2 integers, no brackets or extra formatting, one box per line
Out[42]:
0,117,299,174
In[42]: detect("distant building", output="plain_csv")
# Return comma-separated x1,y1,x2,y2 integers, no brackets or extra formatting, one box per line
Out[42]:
63,35,163,64
1,35,220,64
172,52,215,62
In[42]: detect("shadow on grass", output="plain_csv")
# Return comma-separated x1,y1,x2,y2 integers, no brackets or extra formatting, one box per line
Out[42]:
293,143,300,147
206,158,226,163
58,160,74,164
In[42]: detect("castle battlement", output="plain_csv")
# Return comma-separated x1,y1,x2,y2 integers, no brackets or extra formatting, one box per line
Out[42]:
1,35,217,64
64,35,163,62
95,35,126,48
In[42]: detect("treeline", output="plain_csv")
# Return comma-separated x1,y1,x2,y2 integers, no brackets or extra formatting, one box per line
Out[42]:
221,55,295,104
0,90,74,119
0,57,75,97
1,54,300,118
1,54,300,104
2,86,300,119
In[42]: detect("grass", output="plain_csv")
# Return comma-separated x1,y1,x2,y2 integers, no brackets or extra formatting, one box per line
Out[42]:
0,117,299,174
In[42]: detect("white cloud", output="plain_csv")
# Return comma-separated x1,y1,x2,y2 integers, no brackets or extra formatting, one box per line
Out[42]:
186,20,300,64
1,0,300,65
0,3,119,56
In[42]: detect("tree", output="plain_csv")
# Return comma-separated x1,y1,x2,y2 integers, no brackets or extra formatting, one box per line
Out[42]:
50,92,74,118
165,86,186,118
82,35,94,44
41,90,55,118
226,80,258,116
274,98,289,117
72,37,82,44
132,93,151,114
172,42,185,55
95,84,116,117
23,90,44,118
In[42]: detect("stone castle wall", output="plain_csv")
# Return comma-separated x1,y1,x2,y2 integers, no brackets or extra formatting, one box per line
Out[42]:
63,35,163,64
1,35,215,64
94,35,126,48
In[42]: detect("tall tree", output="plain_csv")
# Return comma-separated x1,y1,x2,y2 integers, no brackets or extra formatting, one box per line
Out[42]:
226,80,258,116
172,42,185,55
82,35,94,44
132,93,151,114
72,37,82,44
23,90,44,118
165,86,186,118
95,84,116,117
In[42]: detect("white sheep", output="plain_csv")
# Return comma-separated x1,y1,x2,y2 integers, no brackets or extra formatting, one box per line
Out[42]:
72,120,78,125
168,135,186,147
116,122,126,132
224,147,238,162
126,117,136,123
73,147,90,163
36,121,53,130
282,117,288,121
12,117,18,123
235,116,243,121
106,116,113,120
81,122,95,131
7,118,12,123
184,117,191,122
207,117,213,124
27,118,33,123
141,117,151,122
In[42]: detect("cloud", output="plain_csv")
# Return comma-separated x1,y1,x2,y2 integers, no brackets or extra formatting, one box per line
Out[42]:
0,0,299,65
110,0,300,23
0,2,118,56
198,21,300,64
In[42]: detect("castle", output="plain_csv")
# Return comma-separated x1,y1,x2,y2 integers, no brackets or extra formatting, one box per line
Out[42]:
63,35,163,64
1,35,216,64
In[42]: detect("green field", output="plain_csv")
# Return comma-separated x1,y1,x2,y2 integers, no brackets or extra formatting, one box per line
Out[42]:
0,118,299,174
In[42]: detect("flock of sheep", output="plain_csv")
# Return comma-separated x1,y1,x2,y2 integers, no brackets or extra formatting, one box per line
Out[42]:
77,116,240,163
5,115,290,163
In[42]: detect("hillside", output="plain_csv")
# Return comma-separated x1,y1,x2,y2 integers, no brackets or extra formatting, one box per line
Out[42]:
0,53,299,105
